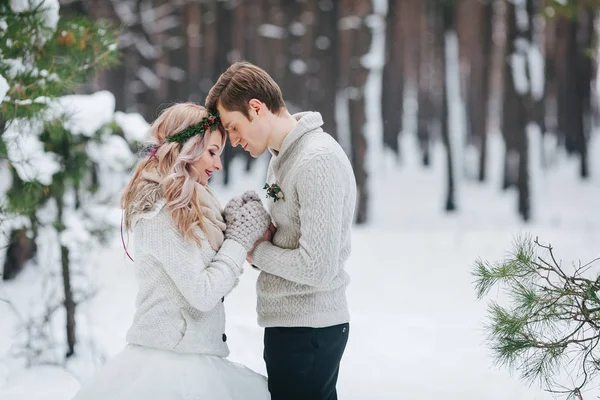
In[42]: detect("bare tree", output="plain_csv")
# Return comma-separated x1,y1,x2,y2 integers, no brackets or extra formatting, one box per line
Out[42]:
339,0,372,224
555,14,570,154
56,197,77,357
440,0,456,212
181,1,200,103
565,6,594,179
308,0,339,138
503,0,534,221
381,0,403,157
416,0,433,167
259,0,288,89
457,0,494,182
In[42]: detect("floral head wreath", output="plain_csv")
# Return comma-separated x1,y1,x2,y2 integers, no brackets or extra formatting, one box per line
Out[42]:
165,111,221,144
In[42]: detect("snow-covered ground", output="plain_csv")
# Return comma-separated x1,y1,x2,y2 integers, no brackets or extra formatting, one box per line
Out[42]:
1,136,599,399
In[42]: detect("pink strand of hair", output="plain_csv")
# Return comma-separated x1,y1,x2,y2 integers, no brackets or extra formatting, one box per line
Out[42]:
150,144,161,159
121,211,134,262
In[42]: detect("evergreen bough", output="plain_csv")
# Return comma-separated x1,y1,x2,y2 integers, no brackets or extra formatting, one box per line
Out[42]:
473,235,600,399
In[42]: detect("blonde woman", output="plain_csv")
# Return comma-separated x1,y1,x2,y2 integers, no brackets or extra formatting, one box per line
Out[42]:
72,103,271,400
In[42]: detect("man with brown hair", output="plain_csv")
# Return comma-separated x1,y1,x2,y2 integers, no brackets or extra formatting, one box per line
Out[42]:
206,61,356,400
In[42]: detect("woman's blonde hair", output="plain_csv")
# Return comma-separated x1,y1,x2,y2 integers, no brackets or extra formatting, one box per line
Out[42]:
121,102,226,244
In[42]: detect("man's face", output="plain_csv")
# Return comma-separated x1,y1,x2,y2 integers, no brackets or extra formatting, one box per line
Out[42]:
217,102,269,158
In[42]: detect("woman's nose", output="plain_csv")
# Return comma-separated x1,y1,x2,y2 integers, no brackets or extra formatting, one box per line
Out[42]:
214,157,223,171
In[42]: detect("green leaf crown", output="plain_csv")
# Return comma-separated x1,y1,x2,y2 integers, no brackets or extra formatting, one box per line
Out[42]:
165,111,221,143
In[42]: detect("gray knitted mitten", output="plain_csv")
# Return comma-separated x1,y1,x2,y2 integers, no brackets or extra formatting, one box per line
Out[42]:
223,194,271,252
241,190,262,203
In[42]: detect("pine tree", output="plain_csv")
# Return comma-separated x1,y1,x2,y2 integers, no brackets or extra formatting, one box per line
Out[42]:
0,1,136,361
473,235,600,398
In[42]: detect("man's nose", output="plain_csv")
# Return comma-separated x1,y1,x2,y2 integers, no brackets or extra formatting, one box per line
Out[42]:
229,134,241,147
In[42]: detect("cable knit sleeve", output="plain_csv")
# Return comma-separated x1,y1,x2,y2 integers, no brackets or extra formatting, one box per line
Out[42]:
252,153,348,287
141,212,247,311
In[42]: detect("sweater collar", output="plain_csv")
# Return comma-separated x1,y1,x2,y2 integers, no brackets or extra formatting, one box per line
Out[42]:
269,111,323,158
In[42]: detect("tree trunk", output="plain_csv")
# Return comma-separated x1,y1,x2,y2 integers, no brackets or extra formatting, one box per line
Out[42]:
544,14,557,139
2,228,36,281
61,244,76,357
56,199,76,357
502,5,520,191
260,0,288,92
478,0,494,182
184,1,202,103
518,0,534,222
339,0,372,224
310,0,339,138
159,2,188,104
504,0,533,221
381,0,403,156
457,0,493,181
213,1,236,185
456,0,476,143
566,17,584,160
440,0,456,212
200,1,218,101
529,0,546,137
281,0,306,112
564,11,591,179
416,0,432,167
555,16,570,152
232,0,262,64
575,7,593,179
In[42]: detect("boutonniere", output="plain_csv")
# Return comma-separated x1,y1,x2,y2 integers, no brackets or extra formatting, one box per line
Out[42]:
264,183,284,202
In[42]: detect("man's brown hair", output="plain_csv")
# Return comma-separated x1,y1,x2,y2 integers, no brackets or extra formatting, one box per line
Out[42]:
205,61,285,120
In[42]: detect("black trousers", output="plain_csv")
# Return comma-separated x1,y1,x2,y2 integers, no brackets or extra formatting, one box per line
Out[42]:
263,323,349,400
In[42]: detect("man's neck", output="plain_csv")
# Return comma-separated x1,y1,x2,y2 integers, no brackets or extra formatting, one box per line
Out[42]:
267,109,297,152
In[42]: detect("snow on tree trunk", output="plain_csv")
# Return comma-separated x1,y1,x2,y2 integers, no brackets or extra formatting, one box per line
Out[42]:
504,0,536,222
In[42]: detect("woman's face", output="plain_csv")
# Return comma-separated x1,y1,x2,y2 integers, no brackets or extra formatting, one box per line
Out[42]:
192,131,223,185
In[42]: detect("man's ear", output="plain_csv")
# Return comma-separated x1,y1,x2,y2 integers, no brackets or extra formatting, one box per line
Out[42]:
248,98,262,116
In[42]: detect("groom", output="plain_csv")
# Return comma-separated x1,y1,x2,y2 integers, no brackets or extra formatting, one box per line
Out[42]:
206,61,356,400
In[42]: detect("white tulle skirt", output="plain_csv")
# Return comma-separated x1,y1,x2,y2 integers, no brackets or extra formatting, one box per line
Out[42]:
71,345,270,400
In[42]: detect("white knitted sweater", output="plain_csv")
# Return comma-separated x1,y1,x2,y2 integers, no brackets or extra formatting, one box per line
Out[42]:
125,200,246,356
252,112,357,328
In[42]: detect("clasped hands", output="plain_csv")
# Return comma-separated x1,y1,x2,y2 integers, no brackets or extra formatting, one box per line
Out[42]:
222,190,276,267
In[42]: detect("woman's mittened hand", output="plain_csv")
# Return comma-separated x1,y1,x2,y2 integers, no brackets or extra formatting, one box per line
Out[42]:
224,200,271,251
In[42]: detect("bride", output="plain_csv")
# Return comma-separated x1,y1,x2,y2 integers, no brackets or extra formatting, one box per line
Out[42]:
71,102,271,400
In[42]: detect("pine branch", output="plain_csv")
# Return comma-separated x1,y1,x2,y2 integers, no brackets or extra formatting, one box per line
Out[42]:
472,236,600,397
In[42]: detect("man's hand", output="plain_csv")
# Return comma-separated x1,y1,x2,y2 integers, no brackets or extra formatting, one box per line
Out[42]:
246,223,277,265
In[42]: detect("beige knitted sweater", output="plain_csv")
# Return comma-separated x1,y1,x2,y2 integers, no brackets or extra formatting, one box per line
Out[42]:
252,112,357,328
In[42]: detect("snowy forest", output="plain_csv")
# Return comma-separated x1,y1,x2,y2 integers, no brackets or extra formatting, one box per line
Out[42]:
1,0,600,399
60,0,600,224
